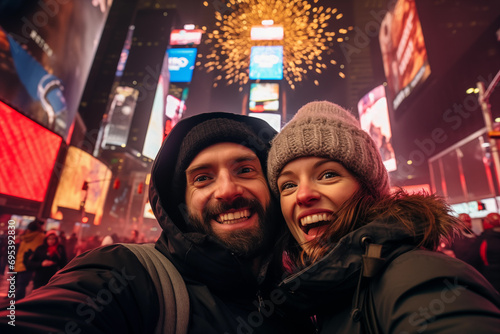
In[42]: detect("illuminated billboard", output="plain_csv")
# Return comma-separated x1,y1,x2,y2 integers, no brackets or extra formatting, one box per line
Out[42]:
51,146,111,226
249,83,280,112
251,25,284,41
0,101,62,202
102,86,140,148
249,112,281,132
0,1,113,139
249,46,283,80
379,0,430,110
357,85,397,172
168,48,197,82
170,29,203,46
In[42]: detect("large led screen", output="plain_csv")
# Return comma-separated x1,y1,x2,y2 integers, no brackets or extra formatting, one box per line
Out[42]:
249,112,281,132
168,48,197,83
249,83,279,112
249,46,283,80
358,85,397,172
102,86,139,148
0,1,113,140
51,146,111,226
0,100,62,202
379,0,430,110
170,29,203,46
251,25,284,41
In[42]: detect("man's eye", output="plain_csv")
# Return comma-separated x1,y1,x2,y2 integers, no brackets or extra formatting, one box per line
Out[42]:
238,166,256,175
194,175,210,183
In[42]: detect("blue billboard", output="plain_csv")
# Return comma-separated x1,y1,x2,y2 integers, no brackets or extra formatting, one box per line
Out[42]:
249,46,283,80
168,48,197,82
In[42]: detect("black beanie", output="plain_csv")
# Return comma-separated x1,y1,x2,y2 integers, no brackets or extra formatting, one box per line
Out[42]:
172,117,270,196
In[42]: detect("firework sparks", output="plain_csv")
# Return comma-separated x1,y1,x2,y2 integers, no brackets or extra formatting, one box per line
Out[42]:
199,0,348,90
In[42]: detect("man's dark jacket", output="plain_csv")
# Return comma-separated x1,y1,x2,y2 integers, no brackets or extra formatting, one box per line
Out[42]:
0,113,311,333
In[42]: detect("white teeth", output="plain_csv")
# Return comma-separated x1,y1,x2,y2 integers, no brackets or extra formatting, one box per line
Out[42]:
300,213,330,226
218,209,250,224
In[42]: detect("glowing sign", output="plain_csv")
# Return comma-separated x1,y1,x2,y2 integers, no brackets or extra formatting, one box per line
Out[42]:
170,29,203,45
168,48,197,82
249,46,283,80
250,25,284,41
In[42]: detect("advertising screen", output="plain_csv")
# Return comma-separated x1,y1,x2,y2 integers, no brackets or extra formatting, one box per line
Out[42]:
51,146,111,226
249,83,280,112
142,51,170,159
0,1,113,139
250,25,284,41
0,100,62,202
249,112,281,132
379,0,430,110
163,95,186,139
168,48,197,82
170,29,203,46
102,86,139,148
249,46,283,80
357,85,397,172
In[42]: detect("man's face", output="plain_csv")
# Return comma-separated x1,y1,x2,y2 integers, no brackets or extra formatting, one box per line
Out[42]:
184,142,272,257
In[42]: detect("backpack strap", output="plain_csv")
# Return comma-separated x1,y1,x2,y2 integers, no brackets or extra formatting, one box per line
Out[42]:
121,243,190,334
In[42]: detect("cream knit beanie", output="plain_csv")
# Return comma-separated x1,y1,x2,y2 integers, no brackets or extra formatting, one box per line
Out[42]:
267,101,390,198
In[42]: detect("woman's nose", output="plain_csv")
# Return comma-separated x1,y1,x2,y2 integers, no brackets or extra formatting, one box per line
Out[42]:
296,181,320,206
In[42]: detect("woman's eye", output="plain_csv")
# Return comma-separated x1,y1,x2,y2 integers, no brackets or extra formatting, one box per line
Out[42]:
322,171,339,179
280,182,296,192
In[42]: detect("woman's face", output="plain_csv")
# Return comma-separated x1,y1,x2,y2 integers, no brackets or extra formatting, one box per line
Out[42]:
46,235,57,246
277,157,360,254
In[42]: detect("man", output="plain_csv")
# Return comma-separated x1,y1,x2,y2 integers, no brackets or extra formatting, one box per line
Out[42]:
0,112,311,333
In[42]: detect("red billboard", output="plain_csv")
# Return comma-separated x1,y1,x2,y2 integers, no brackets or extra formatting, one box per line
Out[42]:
0,100,62,202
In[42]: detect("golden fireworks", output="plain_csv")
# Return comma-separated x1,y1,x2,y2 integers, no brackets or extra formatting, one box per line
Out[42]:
199,0,348,90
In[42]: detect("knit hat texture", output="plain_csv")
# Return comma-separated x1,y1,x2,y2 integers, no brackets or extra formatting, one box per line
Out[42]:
173,117,269,195
267,101,390,198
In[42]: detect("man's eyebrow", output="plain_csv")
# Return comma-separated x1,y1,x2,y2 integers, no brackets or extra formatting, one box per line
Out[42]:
185,155,259,175
185,163,211,175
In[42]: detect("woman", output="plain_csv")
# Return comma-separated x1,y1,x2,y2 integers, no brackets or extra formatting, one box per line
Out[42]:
267,101,500,333
27,230,67,289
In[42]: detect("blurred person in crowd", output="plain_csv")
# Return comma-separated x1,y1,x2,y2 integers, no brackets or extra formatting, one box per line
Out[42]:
0,232,7,277
266,101,500,333
0,112,312,333
101,233,120,246
480,212,500,292
65,232,78,261
482,214,495,231
58,231,67,249
26,230,67,289
125,229,140,243
448,213,483,270
14,219,45,300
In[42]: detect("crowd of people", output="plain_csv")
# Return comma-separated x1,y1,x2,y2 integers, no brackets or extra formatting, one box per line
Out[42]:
0,101,499,333
444,212,500,292
0,222,145,300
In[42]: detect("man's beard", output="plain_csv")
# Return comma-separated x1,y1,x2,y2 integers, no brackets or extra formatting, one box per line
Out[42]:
187,197,276,258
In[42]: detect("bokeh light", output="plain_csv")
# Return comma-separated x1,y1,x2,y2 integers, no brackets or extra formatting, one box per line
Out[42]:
200,0,348,90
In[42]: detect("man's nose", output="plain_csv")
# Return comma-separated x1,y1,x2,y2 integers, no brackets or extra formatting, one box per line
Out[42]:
213,170,243,201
